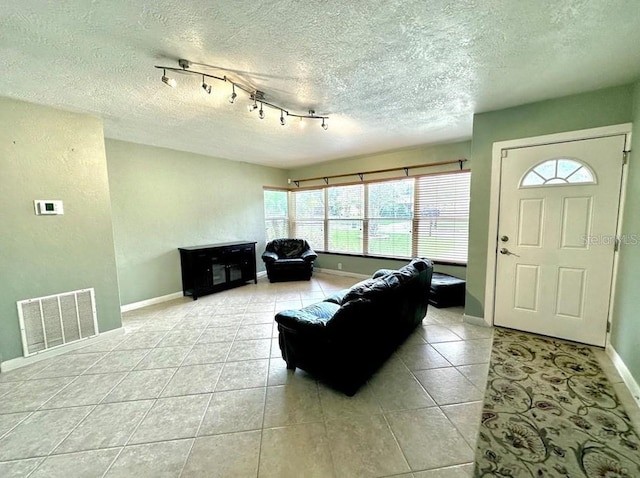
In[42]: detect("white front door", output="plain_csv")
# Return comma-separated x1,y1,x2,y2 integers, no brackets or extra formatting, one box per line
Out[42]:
494,135,626,346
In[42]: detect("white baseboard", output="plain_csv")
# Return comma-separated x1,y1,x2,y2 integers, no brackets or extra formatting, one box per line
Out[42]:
315,268,370,279
121,292,184,313
0,327,125,373
606,345,640,408
463,314,490,327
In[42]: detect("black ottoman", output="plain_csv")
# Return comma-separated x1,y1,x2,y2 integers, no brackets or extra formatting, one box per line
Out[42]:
429,272,465,308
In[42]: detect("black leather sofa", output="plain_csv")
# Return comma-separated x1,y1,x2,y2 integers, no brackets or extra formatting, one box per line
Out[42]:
274,258,434,395
261,239,318,282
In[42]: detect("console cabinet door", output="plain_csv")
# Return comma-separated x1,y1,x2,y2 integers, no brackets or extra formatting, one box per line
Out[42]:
239,245,256,282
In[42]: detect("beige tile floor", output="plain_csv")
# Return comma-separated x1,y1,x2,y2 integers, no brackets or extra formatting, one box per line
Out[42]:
0,272,635,478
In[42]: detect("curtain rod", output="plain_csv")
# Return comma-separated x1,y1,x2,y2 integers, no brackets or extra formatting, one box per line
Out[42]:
289,158,467,187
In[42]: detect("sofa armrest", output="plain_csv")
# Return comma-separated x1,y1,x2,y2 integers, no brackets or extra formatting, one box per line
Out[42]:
276,301,339,333
262,251,279,263
301,249,318,262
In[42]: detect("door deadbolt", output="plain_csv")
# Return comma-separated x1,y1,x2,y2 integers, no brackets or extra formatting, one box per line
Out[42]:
500,235,509,242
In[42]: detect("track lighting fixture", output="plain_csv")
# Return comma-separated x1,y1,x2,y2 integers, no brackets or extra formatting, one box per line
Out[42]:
155,59,329,130
201,75,212,94
161,69,176,88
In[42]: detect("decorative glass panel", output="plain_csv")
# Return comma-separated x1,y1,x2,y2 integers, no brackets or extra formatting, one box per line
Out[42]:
521,158,595,188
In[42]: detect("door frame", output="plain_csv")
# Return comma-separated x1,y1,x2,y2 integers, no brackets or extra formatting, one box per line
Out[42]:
484,123,632,344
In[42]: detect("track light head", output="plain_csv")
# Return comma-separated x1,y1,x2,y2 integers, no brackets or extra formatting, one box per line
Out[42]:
201,76,212,94
229,85,237,104
248,103,258,112
280,110,286,126
161,69,176,88
259,103,265,119
322,118,328,130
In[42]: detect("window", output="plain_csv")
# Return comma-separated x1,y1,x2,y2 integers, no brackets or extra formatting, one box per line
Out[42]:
285,170,471,264
368,179,413,257
521,158,595,187
291,189,325,250
263,189,289,242
414,172,470,263
328,184,364,253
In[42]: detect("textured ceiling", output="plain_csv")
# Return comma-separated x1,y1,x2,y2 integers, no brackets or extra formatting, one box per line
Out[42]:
1,1,640,168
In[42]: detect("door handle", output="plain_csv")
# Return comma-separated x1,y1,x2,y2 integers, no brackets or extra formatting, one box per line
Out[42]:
499,248,520,257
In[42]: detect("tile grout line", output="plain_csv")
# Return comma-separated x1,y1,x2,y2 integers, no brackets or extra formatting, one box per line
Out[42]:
1,276,486,477
96,305,187,477
4,338,139,472
245,292,270,478
177,296,243,478
89,308,206,477
40,346,157,472
380,412,413,475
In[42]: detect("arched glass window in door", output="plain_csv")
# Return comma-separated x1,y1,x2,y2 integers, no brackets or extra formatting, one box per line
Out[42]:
520,158,596,187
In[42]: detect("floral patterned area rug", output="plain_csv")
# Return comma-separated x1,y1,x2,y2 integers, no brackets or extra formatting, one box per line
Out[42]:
474,327,640,477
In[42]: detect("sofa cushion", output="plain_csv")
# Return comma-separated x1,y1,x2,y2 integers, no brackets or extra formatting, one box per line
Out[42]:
268,239,309,258
275,301,341,332
273,258,305,265
372,268,395,279
391,259,426,284
342,277,389,304
342,261,425,304
325,296,375,336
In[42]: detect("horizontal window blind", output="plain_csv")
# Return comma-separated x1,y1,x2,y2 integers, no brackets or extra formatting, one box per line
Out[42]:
368,179,413,257
264,189,289,242
327,185,363,253
414,171,470,262
283,170,471,263
292,189,325,251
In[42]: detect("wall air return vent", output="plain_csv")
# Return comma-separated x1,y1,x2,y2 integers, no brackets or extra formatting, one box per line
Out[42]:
17,288,98,357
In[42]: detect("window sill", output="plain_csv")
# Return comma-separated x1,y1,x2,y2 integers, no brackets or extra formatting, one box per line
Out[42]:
316,251,467,267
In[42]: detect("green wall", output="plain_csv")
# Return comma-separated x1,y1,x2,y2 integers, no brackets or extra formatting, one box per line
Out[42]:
315,253,465,279
610,80,640,386
0,97,122,363
287,141,472,279
466,84,635,318
105,140,288,306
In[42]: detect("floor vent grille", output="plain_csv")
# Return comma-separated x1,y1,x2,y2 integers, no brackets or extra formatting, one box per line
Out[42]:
17,288,98,357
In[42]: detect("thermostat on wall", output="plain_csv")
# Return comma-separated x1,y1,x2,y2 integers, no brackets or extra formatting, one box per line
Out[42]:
34,200,64,215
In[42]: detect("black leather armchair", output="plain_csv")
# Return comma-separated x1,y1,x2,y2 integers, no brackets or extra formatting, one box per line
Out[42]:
261,239,318,282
